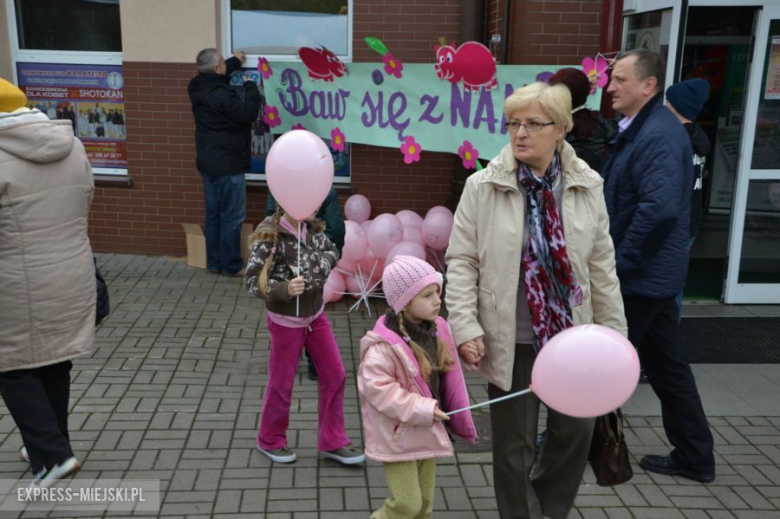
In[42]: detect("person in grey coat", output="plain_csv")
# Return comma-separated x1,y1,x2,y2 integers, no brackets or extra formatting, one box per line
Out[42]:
0,78,95,487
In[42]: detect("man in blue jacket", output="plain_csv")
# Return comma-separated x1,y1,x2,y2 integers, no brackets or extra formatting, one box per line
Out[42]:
188,48,260,276
602,49,715,483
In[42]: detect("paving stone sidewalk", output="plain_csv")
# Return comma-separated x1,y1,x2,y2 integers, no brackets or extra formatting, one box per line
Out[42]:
1,254,779,518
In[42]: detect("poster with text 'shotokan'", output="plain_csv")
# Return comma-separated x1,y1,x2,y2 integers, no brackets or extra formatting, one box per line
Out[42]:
16,63,127,170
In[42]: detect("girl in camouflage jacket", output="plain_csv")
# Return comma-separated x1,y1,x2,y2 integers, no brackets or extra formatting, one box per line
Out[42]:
243,206,365,466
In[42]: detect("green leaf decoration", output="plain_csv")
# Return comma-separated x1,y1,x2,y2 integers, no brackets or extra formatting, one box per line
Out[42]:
475,160,484,172
364,37,389,56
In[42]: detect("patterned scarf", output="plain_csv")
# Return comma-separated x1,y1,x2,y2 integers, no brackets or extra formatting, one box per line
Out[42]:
517,152,582,352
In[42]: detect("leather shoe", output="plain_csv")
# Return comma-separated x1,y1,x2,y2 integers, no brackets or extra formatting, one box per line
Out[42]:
639,455,714,483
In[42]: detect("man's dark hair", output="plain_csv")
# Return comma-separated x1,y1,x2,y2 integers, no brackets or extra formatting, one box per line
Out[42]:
616,49,666,94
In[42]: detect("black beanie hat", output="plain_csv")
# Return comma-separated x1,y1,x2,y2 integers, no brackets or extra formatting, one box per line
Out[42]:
665,78,710,121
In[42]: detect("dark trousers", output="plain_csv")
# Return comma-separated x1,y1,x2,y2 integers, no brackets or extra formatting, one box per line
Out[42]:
0,361,74,473
202,173,247,275
489,344,595,519
623,295,715,473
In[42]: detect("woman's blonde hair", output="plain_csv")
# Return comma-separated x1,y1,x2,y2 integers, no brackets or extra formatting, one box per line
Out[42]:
397,312,454,382
503,82,573,134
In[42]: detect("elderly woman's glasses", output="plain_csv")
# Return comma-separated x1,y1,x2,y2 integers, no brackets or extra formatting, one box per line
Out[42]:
505,120,555,133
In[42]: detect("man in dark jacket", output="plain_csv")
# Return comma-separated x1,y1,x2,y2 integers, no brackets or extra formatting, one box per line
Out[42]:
665,78,712,320
265,187,346,380
188,48,260,276
602,49,715,483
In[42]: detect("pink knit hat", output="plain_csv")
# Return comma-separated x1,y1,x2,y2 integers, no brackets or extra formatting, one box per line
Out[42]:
382,256,443,314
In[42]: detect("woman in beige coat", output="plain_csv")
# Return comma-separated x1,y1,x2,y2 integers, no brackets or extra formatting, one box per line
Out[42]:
0,79,95,487
445,82,627,519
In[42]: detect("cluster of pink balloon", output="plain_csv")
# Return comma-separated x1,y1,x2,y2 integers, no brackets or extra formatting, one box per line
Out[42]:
323,194,455,304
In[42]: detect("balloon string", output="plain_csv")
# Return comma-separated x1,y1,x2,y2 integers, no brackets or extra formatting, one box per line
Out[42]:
445,387,532,416
296,221,301,317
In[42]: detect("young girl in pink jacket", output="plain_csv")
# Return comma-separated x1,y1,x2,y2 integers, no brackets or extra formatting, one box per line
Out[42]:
358,256,477,519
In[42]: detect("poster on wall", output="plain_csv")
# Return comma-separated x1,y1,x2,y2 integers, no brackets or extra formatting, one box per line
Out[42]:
231,69,351,181
16,63,127,170
765,36,780,100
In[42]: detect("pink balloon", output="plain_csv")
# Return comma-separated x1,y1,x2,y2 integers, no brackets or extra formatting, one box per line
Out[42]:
361,220,373,234
323,283,335,304
357,247,384,280
425,205,453,219
403,225,425,246
266,130,334,221
422,211,454,251
342,221,368,263
337,257,356,271
368,213,404,258
327,269,346,293
345,273,376,299
531,325,640,418
396,210,424,229
325,270,346,302
385,241,427,266
344,194,372,224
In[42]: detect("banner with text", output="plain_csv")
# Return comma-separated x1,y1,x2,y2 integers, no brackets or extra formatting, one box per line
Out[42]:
262,62,601,164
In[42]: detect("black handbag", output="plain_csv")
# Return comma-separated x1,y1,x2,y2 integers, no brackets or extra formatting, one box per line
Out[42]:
588,408,633,486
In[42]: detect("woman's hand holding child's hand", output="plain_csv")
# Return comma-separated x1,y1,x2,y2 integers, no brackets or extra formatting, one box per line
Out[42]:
287,276,305,297
433,408,450,423
458,337,485,365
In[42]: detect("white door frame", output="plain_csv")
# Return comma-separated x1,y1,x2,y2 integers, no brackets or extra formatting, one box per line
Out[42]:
624,0,780,304
622,0,684,88
723,2,780,303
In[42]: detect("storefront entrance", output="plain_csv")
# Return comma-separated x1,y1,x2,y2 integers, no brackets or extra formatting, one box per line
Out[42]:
622,0,780,304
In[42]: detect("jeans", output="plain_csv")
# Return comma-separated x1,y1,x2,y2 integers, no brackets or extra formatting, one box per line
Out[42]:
201,173,246,274
0,361,74,473
258,313,351,452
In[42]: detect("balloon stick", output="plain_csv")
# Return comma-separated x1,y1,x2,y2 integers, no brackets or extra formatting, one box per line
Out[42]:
296,221,301,317
446,387,532,416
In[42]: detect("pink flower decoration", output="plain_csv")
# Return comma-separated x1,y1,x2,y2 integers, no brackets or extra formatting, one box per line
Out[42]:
291,123,306,131
400,136,422,165
330,127,346,152
263,105,281,128
257,57,273,80
383,52,404,79
582,56,609,93
458,140,479,169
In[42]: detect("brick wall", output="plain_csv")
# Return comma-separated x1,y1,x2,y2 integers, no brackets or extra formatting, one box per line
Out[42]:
507,0,603,64
90,63,196,255
90,0,605,255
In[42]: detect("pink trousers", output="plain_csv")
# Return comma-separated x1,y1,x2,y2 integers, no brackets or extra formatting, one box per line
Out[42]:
258,312,351,452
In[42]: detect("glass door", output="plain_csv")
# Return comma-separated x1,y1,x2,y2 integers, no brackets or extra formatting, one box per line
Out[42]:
621,0,684,89
725,4,780,303
679,5,758,301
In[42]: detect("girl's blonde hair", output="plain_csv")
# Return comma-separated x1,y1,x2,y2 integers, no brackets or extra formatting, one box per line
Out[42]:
503,82,573,134
397,311,454,382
